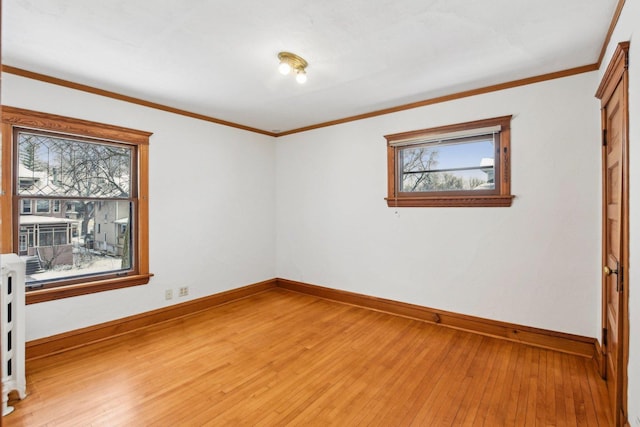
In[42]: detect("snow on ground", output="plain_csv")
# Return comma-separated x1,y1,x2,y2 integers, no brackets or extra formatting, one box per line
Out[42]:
29,255,123,282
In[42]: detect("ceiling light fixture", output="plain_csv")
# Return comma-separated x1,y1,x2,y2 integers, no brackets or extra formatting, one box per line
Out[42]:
278,51,308,84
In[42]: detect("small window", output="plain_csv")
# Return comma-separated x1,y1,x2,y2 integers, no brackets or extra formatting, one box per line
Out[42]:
21,199,32,214
18,234,27,253
36,199,50,213
385,116,514,207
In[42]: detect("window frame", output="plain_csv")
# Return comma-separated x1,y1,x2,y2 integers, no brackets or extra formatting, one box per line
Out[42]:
1,106,152,304
385,115,514,207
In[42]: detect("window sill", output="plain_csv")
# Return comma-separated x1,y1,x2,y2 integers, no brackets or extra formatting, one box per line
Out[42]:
26,273,153,304
385,195,514,207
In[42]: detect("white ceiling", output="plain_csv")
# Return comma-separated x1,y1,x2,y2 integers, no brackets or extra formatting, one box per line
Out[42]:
2,0,618,134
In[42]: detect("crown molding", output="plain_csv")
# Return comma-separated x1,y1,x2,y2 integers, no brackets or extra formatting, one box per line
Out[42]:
3,62,598,138
596,0,627,68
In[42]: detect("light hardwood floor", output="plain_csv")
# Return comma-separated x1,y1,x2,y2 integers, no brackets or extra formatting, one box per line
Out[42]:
7,289,611,426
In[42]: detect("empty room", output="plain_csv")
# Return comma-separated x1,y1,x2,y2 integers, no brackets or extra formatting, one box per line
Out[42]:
0,0,638,425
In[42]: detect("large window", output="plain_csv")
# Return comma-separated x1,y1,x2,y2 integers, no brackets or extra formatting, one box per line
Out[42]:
1,106,152,303
385,116,514,207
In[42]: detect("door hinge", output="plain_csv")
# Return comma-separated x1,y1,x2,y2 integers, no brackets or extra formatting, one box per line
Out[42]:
603,327,608,347
602,128,607,146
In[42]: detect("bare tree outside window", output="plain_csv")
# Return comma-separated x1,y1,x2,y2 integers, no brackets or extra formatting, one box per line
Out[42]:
400,143,492,193
17,131,134,287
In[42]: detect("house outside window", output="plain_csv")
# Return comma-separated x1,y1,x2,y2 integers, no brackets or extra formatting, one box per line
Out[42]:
385,115,514,207
1,106,152,303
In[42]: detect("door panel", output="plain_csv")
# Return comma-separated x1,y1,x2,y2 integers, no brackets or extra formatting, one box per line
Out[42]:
603,81,623,425
597,41,629,426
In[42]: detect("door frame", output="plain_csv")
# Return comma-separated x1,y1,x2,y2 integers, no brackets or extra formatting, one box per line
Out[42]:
596,41,630,426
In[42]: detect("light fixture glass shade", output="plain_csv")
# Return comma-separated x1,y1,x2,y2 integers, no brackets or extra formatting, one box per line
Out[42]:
278,61,291,75
278,52,308,82
295,70,307,84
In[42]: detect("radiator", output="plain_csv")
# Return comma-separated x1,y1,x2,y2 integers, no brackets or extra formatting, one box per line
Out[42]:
1,254,27,416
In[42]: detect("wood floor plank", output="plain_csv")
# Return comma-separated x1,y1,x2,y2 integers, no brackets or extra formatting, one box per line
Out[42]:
348,322,447,426
411,332,478,425
6,289,612,426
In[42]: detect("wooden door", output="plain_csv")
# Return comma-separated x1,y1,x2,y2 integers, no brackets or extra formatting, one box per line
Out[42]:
596,41,629,427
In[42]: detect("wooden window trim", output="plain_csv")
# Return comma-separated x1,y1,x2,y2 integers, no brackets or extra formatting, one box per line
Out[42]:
385,115,514,207
1,106,152,304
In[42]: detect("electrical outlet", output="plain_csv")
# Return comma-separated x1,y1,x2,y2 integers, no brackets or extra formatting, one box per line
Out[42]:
179,286,189,297
165,289,173,300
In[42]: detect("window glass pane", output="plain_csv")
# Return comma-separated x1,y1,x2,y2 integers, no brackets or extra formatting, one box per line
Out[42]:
17,132,132,198
19,235,27,253
36,199,50,213
400,136,495,192
21,199,32,213
20,199,133,287
53,229,68,245
39,228,53,246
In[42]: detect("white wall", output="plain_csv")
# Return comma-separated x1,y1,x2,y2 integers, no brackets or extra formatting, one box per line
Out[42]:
600,0,640,424
276,71,602,338
1,73,277,341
